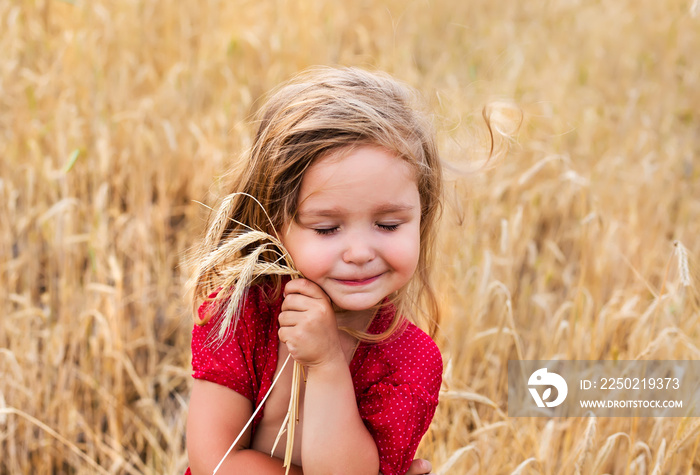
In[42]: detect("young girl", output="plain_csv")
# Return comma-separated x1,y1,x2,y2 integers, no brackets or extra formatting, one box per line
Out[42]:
186,67,443,475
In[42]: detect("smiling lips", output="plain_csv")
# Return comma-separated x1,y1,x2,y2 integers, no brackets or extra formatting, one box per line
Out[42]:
334,273,384,286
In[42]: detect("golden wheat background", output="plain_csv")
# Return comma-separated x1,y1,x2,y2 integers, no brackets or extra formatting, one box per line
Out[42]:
1,0,699,473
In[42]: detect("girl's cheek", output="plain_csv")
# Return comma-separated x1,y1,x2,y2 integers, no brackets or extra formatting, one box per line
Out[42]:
293,237,336,277
394,231,421,269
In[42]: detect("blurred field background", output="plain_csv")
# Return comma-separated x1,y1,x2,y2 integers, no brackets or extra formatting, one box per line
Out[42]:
1,0,699,473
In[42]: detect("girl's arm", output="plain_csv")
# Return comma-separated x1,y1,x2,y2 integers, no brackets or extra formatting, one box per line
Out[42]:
302,352,379,473
279,278,380,475
187,379,303,475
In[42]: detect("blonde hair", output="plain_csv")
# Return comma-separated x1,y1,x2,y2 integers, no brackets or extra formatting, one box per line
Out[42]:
192,66,443,341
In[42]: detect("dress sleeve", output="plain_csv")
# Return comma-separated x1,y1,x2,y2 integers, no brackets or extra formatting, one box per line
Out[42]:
357,330,442,475
190,292,258,401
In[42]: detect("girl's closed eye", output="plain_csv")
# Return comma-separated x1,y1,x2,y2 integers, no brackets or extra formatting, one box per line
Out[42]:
377,223,400,231
314,223,401,235
314,226,339,236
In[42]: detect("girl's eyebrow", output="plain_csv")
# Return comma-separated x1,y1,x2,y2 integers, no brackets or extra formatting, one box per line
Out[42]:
298,203,416,217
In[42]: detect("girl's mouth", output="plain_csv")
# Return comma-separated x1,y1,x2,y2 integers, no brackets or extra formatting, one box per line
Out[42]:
334,273,383,286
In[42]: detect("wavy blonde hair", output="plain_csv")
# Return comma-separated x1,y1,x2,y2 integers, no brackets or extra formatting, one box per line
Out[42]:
191,66,443,342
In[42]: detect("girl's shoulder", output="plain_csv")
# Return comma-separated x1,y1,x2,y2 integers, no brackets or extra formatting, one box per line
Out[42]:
384,321,442,372
357,308,442,388
369,305,442,364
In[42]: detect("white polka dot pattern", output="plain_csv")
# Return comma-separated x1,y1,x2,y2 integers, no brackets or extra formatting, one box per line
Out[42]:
187,279,442,475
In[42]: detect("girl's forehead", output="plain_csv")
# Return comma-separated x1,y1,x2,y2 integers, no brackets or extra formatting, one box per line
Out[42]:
296,145,420,214
306,145,417,187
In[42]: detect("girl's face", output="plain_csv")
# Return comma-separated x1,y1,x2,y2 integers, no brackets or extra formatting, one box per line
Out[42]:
281,145,421,314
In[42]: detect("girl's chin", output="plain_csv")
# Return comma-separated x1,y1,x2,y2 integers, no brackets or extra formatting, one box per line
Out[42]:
330,297,383,314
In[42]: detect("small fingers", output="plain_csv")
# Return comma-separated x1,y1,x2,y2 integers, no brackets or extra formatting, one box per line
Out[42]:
277,326,297,352
280,293,309,313
406,459,433,475
277,309,295,328
283,278,327,300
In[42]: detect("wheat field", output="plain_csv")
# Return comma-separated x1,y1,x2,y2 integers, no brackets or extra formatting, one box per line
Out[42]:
1,0,699,473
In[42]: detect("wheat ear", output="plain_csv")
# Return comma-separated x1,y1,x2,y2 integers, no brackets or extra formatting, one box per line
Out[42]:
210,229,303,473
203,193,304,474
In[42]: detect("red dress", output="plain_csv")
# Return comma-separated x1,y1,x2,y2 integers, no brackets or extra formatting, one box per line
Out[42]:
186,280,442,475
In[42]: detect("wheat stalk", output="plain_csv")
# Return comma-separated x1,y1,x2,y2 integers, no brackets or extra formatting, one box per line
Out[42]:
510,457,538,475
212,353,294,474
669,418,700,454
436,444,479,475
591,432,630,474
0,408,111,475
650,438,667,475
674,240,691,287
573,416,597,475
203,194,304,474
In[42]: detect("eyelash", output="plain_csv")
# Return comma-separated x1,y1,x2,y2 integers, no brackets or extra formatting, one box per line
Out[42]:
314,227,338,236
313,224,400,235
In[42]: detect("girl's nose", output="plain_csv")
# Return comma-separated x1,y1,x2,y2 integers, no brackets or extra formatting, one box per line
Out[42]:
342,237,376,264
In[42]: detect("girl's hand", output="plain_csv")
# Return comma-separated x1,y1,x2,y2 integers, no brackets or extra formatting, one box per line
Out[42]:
278,278,344,367
405,458,434,475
